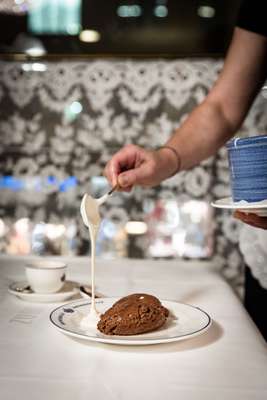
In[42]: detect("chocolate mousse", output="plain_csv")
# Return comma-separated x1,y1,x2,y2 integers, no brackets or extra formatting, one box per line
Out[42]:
97,293,169,335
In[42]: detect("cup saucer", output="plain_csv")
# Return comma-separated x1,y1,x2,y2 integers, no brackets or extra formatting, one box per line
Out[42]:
8,280,79,303
211,197,267,216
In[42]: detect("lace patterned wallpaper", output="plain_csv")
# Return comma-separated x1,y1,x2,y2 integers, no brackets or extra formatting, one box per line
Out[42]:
0,59,266,292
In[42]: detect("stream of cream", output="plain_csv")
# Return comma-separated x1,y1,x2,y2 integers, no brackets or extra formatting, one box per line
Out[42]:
80,196,101,330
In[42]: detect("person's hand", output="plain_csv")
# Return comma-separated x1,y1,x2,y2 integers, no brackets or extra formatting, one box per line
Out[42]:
103,144,178,191
234,211,267,229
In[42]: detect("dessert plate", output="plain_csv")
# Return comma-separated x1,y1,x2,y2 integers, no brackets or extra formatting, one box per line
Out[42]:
50,298,212,346
9,280,79,303
211,197,267,216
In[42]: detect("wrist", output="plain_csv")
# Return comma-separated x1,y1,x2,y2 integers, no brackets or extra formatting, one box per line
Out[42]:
156,146,181,177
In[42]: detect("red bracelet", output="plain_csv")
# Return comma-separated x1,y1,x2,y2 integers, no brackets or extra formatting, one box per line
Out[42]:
158,146,181,176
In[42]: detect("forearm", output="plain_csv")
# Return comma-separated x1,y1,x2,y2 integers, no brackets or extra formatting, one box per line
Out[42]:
166,98,238,171
166,28,267,172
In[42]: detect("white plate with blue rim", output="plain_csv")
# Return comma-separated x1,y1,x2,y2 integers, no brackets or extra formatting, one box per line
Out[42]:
211,197,267,216
49,298,212,346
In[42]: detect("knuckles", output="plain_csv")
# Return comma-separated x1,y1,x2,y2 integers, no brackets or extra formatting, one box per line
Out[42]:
124,143,138,152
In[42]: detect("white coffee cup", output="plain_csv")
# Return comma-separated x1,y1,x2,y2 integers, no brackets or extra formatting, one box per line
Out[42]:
25,261,67,294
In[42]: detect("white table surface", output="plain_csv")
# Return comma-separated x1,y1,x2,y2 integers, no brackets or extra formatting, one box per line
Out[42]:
0,255,267,400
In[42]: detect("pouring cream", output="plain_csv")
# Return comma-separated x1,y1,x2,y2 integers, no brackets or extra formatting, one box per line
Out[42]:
80,186,118,329
80,194,101,328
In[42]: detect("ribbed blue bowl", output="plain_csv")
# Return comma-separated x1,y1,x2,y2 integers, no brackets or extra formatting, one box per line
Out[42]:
227,135,267,202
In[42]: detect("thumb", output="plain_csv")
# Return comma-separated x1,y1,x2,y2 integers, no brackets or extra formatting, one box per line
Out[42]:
118,168,142,187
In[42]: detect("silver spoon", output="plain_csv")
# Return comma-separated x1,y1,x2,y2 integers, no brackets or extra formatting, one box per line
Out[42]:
80,184,118,228
15,285,33,293
79,285,101,298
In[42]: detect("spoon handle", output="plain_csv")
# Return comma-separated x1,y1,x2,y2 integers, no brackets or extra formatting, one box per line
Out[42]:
80,286,102,298
96,184,119,206
107,184,119,196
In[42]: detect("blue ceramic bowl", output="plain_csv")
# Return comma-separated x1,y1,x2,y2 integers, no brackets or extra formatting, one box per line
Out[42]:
226,135,267,203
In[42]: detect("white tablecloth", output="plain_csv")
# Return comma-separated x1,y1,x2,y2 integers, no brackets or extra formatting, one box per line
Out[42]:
0,256,266,400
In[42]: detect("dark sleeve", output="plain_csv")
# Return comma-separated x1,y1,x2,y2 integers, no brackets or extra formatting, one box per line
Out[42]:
236,0,267,38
